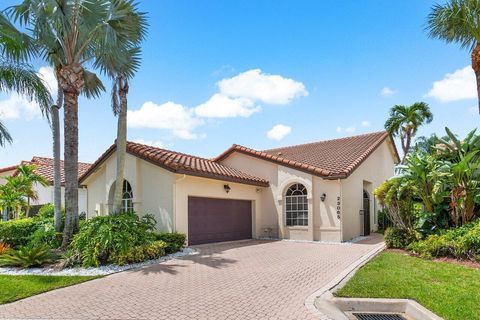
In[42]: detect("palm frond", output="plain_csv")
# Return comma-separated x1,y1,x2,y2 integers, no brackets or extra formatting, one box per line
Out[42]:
0,60,52,121
82,69,105,98
0,120,12,147
426,0,480,51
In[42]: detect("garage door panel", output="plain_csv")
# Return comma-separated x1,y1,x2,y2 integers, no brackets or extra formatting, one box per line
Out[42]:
188,197,252,245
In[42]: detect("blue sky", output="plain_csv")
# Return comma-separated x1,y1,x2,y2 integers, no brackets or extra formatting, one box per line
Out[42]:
1,0,478,166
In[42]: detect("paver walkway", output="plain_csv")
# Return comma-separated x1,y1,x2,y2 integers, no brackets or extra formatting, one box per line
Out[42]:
0,235,383,320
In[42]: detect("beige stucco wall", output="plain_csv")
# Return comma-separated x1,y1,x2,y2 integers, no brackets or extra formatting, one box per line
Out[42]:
219,152,343,241
174,175,263,243
340,139,397,241
84,152,175,231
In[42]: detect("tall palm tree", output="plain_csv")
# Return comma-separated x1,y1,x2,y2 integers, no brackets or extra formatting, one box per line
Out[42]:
11,0,147,246
385,102,433,162
103,46,145,214
14,164,49,217
427,0,480,113
0,12,51,146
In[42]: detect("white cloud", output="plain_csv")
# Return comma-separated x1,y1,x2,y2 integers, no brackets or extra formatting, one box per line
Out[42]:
38,66,57,95
218,69,308,105
361,120,370,127
128,101,204,140
0,66,57,121
132,138,165,148
194,94,261,118
426,66,476,102
267,124,292,141
380,87,397,97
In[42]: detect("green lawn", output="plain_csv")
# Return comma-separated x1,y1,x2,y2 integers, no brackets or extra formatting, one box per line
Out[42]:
336,251,480,320
0,275,99,304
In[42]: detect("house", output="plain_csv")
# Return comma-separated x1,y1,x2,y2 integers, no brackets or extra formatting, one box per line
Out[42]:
80,131,399,245
0,157,91,215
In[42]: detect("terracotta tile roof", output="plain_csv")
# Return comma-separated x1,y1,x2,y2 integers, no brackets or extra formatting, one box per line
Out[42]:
79,141,269,187
13,157,92,185
0,165,17,174
215,131,399,179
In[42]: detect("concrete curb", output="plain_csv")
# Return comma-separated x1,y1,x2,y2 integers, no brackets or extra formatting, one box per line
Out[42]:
304,241,386,319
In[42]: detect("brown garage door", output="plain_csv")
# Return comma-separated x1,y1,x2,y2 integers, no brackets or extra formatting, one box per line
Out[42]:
188,197,252,245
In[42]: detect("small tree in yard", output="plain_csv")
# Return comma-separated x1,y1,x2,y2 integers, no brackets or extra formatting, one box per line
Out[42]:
385,102,433,162
15,165,49,217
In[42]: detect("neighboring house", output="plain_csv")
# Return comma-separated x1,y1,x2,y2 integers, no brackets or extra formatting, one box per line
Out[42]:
80,131,399,245
0,157,91,215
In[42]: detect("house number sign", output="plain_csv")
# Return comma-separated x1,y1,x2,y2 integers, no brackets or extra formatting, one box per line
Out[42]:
336,196,341,220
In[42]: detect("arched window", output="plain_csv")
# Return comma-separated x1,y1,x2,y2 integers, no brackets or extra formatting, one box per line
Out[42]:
122,180,134,213
285,183,308,226
108,180,134,213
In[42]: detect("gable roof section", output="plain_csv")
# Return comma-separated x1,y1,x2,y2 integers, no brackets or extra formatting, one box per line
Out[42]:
10,157,91,185
214,131,399,179
79,141,269,187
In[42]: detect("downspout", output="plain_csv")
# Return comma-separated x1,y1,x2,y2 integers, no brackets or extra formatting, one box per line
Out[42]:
338,178,343,242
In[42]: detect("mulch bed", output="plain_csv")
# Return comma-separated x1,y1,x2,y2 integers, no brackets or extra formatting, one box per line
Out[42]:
385,248,480,269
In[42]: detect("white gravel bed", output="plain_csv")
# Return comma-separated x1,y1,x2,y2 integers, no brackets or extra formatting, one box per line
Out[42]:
0,247,197,276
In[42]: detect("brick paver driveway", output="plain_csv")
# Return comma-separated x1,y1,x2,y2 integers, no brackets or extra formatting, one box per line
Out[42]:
0,235,383,320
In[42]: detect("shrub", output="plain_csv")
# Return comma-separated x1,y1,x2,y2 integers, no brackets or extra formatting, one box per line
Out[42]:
70,212,157,267
407,220,480,261
36,204,55,219
29,220,61,249
153,232,186,254
0,243,11,255
0,244,56,268
384,227,418,249
0,218,41,247
110,240,167,265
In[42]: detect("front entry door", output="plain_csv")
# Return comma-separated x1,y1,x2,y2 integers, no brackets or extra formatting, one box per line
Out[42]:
362,191,370,236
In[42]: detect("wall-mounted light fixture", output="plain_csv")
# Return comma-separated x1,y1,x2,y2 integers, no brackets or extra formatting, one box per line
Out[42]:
224,184,231,193
320,193,327,202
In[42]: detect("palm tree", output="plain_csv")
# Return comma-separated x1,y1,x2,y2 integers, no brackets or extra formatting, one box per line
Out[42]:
385,102,433,162
10,0,147,246
15,164,49,217
0,182,26,220
0,12,52,146
105,47,145,214
427,0,480,113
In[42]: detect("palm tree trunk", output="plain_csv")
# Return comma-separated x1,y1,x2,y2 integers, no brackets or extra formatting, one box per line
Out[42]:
471,44,480,114
59,65,84,248
112,79,129,214
26,197,30,217
53,85,63,232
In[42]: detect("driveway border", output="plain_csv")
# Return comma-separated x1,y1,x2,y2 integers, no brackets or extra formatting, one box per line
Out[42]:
304,240,386,319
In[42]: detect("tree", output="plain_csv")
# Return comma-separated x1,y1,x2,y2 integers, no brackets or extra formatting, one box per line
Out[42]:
11,0,146,247
0,12,52,146
0,182,26,220
384,102,433,162
106,46,145,214
15,164,49,217
427,0,480,113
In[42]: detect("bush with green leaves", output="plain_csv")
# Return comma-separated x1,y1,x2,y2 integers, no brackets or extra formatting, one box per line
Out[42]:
384,227,419,249
153,232,186,254
408,219,480,261
28,219,61,249
0,244,56,268
0,218,41,247
109,240,167,265
70,212,157,267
